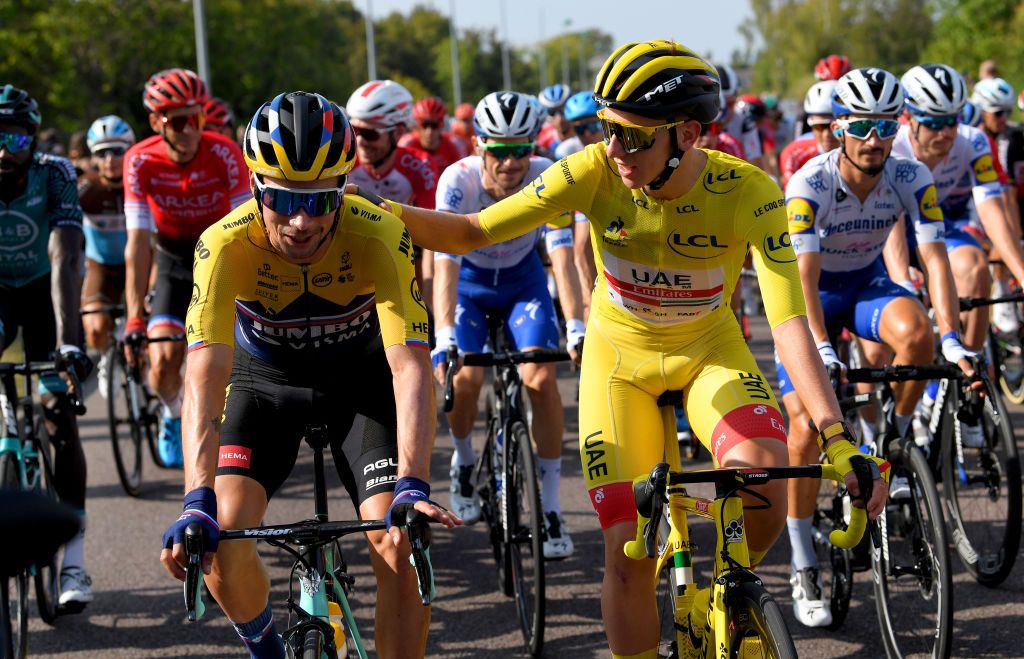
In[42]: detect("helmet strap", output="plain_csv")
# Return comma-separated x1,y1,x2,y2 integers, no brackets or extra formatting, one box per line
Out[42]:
371,133,399,170
840,135,886,177
646,127,684,191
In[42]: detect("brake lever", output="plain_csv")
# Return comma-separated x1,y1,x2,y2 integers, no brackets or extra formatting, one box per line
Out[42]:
638,463,668,559
443,346,458,413
404,510,435,605
184,522,206,621
850,456,882,549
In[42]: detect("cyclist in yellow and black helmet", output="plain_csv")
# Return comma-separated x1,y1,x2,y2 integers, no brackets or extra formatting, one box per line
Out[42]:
361,40,889,658
161,91,460,659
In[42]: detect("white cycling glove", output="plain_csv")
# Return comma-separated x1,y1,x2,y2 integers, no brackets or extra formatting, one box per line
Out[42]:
431,325,460,369
816,340,847,372
566,319,586,354
940,332,974,365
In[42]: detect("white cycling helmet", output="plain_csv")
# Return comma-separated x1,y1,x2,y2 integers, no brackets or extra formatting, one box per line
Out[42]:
972,78,1015,112
901,64,967,115
345,80,413,128
473,91,540,139
803,81,837,117
538,84,571,111
832,67,904,117
714,63,739,98
86,115,136,151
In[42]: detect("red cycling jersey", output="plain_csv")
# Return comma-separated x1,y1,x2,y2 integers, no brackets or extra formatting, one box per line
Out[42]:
398,132,466,172
124,131,249,256
713,132,746,161
349,145,439,209
779,136,822,189
984,132,1010,186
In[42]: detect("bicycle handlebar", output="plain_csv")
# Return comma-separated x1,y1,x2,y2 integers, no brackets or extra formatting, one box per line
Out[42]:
0,358,87,416
442,349,570,413
623,463,869,562
959,292,1024,311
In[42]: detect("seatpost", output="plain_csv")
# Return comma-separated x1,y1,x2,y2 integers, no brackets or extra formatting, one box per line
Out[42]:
305,424,330,522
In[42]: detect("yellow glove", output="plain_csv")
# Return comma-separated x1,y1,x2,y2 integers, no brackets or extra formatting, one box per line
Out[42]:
820,421,891,500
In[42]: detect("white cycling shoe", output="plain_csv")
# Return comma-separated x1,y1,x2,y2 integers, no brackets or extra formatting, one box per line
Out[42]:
790,567,832,628
543,512,574,560
449,462,481,525
59,567,94,610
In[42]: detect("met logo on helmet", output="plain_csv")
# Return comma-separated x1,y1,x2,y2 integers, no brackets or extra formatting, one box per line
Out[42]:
640,74,689,102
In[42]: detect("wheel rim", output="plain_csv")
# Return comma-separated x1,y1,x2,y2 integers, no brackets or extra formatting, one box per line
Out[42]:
109,350,144,494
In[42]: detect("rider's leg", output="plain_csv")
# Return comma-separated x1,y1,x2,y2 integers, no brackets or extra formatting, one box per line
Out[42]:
877,296,934,419
360,491,429,659
148,326,185,409
447,364,484,459
948,243,992,352
522,360,564,507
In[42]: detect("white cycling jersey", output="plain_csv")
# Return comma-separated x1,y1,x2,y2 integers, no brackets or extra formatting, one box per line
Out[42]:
892,124,1002,221
434,155,572,274
786,149,945,273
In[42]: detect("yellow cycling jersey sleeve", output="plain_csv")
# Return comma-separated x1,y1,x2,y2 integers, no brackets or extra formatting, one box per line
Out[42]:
479,144,804,334
186,197,428,365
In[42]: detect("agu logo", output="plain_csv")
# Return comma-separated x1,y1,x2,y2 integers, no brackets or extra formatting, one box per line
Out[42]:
916,184,943,222
972,154,998,184
786,197,816,234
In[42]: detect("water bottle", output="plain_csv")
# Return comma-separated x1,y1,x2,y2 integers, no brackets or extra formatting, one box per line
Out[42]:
494,427,504,494
328,601,348,658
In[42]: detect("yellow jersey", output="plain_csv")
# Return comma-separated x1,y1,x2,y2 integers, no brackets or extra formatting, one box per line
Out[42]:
478,144,805,336
186,195,429,368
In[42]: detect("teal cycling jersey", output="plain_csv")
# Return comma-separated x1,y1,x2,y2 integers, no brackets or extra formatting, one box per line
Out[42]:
0,152,83,287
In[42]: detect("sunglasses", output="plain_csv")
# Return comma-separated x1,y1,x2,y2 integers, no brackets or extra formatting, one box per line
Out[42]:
572,120,602,137
0,131,34,153
160,112,205,132
597,108,687,154
481,142,535,159
255,176,345,216
546,108,563,118
835,118,900,140
911,113,959,131
989,109,1009,118
418,120,442,130
354,126,395,141
93,146,127,159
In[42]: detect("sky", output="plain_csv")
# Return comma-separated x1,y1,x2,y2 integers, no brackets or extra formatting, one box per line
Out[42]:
365,0,754,64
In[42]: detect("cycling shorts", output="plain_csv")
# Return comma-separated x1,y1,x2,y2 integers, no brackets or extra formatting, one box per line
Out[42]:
455,263,560,353
905,215,982,266
148,246,192,334
1,274,57,360
217,343,398,504
579,312,787,530
81,258,125,307
775,258,915,396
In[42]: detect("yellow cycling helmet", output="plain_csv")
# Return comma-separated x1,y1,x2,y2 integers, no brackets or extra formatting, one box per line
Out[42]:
244,91,356,182
594,40,721,123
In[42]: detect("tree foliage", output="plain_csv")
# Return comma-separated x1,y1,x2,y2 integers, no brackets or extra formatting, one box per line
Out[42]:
0,0,610,141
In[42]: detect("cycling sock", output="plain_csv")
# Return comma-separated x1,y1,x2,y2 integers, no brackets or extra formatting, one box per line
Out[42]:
61,510,86,572
924,381,938,405
161,394,182,419
611,649,658,659
787,515,817,571
450,431,475,467
538,457,561,513
858,415,876,445
895,413,912,437
233,601,285,659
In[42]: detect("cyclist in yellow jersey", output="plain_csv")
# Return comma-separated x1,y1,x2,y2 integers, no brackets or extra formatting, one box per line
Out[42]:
370,41,889,658
159,92,458,659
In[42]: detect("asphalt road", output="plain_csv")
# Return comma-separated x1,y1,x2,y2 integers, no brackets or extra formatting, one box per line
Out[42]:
15,315,1023,658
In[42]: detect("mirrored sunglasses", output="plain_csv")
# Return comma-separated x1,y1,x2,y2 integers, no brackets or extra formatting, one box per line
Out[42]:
597,108,686,154
911,113,959,131
481,142,535,159
836,118,900,140
160,112,206,132
255,176,346,216
0,131,34,153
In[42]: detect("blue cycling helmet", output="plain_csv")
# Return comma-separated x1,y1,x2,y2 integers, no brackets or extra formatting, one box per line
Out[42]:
87,115,136,151
564,92,600,122
960,100,982,128
538,84,571,111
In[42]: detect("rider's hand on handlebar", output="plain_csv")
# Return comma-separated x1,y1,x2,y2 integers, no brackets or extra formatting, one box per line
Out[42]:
431,325,461,385
160,487,219,581
820,422,889,520
816,340,847,373
124,316,148,367
385,477,462,547
941,332,985,395
57,344,93,385
566,319,585,365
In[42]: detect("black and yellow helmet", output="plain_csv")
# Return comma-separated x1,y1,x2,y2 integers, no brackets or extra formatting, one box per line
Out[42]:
244,91,356,182
593,40,721,123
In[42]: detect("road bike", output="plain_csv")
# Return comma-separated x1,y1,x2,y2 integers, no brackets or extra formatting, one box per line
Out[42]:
0,356,85,658
442,315,569,657
183,424,435,659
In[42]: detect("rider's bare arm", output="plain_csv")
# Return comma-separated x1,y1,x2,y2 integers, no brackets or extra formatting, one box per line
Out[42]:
181,344,232,492
795,251,829,344
977,196,1024,284
386,344,436,484
124,229,153,320
395,204,491,254
548,244,584,329
882,216,914,284
48,227,83,347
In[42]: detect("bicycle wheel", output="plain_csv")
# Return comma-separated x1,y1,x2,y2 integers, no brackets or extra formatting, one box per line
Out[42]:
992,328,1024,404
478,392,511,596
940,389,1022,586
300,627,324,659
811,483,854,630
1,452,29,658
31,411,60,625
872,443,952,659
506,419,545,656
727,580,797,659
107,344,143,496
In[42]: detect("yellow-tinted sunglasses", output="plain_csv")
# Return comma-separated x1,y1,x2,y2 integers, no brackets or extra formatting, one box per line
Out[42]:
597,108,688,154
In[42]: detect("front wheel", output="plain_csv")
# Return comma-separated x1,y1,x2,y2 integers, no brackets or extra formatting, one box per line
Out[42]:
1,452,29,659
300,627,324,659
107,344,143,496
506,419,545,657
727,581,797,659
811,483,854,630
872,443,953,659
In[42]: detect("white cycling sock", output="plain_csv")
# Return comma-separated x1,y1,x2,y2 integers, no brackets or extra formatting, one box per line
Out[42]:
161,394,182,418
450,431,475,468
61,511,86,572
787,515,817,572
538,457,561,514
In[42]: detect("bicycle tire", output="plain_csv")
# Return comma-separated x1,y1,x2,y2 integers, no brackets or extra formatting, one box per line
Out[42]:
478,391,512,597
940,387,1022,586
506,419,545,656
30,409,60,625
1,452,29,658
727,580,797,659
107,344,143,496
811,484,854,630
301,627,324,659
872,443,953,659
992,328,1024,404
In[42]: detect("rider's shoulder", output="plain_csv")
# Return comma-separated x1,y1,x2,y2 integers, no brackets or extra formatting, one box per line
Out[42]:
33,151,77,182
200,198,260,250
955,124,992,155
344,192,407,239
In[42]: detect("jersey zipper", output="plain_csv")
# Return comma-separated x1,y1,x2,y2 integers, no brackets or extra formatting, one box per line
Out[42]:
301,265,312,345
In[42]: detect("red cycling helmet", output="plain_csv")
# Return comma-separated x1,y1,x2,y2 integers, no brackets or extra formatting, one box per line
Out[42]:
454,102,474,121
814,55,852,81
143,68,209,113
203,97,234,127
413,97,448,122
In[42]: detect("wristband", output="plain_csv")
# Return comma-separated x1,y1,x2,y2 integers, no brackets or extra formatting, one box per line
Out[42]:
818,420,855,451
565,319,586,336
941,331,959,343
125,316,147,336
